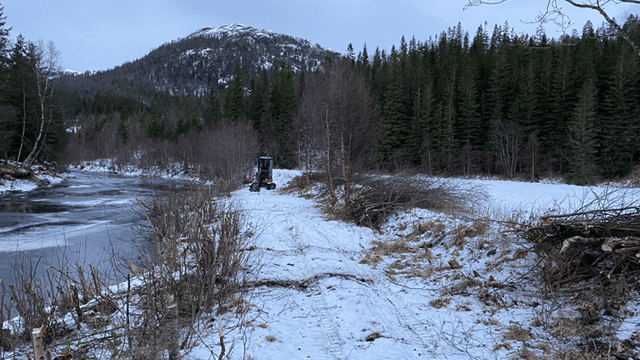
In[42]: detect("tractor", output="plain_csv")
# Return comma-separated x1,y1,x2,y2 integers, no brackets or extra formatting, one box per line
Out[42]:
249,156,276,192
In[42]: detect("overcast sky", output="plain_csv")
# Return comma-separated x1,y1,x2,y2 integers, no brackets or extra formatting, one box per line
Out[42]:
4,0,637,72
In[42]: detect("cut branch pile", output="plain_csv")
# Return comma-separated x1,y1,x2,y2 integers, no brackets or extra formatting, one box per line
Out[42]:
525,206,640,289
343,176,480,229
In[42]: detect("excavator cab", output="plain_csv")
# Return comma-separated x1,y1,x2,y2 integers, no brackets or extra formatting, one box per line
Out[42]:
249,156,276,192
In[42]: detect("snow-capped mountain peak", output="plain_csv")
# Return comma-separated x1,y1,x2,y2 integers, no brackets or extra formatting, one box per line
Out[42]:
58,24,341,98
190,23,278,40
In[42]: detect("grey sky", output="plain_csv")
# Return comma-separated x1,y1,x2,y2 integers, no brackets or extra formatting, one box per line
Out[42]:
4,0,637,72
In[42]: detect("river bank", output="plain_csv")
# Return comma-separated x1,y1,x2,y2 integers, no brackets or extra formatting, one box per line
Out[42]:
0,162,69,194
0,158,207,195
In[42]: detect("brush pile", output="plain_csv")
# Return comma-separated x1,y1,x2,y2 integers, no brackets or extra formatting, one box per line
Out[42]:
525,206,640,290
343,176,481,229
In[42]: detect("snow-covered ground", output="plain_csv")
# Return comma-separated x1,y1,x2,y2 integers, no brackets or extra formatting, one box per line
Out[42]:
3,167,639,359
0,163,67,194
182,170,640,360
67,159,213,183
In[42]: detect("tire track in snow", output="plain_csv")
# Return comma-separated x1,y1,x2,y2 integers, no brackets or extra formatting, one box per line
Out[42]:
373,276,435,355
298,224,349,359
336,260,433,358
307,283,347,360
262,196,349,358
308,226,433,359
243,186,432,358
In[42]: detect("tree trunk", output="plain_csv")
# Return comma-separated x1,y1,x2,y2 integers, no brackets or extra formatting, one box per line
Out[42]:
17,82,27,163
340,129,349,203
22,74,49,168
325,108,336,202
31,326,45,360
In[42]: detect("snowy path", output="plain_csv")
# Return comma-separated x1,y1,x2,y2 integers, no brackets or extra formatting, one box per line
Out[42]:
188,170,640,360
230,171,440,359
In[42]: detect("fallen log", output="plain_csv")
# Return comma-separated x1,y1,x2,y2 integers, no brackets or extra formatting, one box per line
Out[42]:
601,236,640,252
560,236,603,253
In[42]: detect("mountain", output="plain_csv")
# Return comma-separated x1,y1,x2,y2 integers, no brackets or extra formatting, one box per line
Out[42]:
58,24,342,98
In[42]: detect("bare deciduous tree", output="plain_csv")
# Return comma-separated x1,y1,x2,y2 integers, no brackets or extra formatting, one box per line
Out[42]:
492,119,522,178
465,0,640,56
21,40,62,168
294,62,381,203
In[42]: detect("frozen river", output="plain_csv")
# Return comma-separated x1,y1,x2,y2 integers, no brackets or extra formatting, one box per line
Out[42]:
0,171,194,287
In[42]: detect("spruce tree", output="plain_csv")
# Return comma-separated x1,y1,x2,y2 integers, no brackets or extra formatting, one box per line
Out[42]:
246,68,270,131
268,63,298,167
457,52,480,147
204,88,223,127
116,106,130,144
223,62,245,120
0,4,12,160
597,37,639,178
378,49,411,163
566,77,599,184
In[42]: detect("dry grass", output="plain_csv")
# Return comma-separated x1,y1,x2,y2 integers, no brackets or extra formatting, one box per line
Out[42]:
368,238,415,256
408,221,447,241
265,335,277,343
429,296,452,309
503,324,532,342
452,220,489,248
281,172,325,194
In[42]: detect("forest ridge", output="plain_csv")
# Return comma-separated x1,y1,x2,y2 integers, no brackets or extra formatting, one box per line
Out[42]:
3,15,640,185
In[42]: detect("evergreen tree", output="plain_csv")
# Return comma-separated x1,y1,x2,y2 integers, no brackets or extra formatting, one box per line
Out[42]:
378,48,411,163
116,106,130,144
0,4,12,160
456,51,480,146
268,63,298,167
355,43,370,80
204,88,222,127
246,67,270,131
546,37,576,151
4,36,39,162
597,37,639,178
513,48,540,135
223,62,245,120
566,77,599,184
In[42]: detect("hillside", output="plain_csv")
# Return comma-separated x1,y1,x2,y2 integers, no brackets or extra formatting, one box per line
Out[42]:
57,23,341,97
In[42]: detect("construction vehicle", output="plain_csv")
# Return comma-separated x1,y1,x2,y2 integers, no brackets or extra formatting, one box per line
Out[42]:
249,156,276,192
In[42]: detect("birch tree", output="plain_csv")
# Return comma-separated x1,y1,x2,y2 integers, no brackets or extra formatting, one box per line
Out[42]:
21,40,62,168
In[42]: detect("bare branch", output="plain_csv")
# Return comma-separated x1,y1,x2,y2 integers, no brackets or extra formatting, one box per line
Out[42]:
465,0,640,56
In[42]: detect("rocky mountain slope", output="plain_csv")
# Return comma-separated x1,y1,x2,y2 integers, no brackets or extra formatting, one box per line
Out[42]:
58,23,341,97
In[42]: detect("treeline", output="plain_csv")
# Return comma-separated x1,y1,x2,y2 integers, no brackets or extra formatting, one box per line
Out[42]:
64,61,299,168
359,18,640,183
65,17,640,184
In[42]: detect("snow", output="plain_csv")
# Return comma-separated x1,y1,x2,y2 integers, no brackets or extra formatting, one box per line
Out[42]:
167,23,332,59
3,167,640,359
0,163,67,194
184,171,640,359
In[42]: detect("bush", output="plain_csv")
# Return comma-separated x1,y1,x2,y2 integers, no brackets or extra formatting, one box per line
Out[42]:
130,183,255,358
